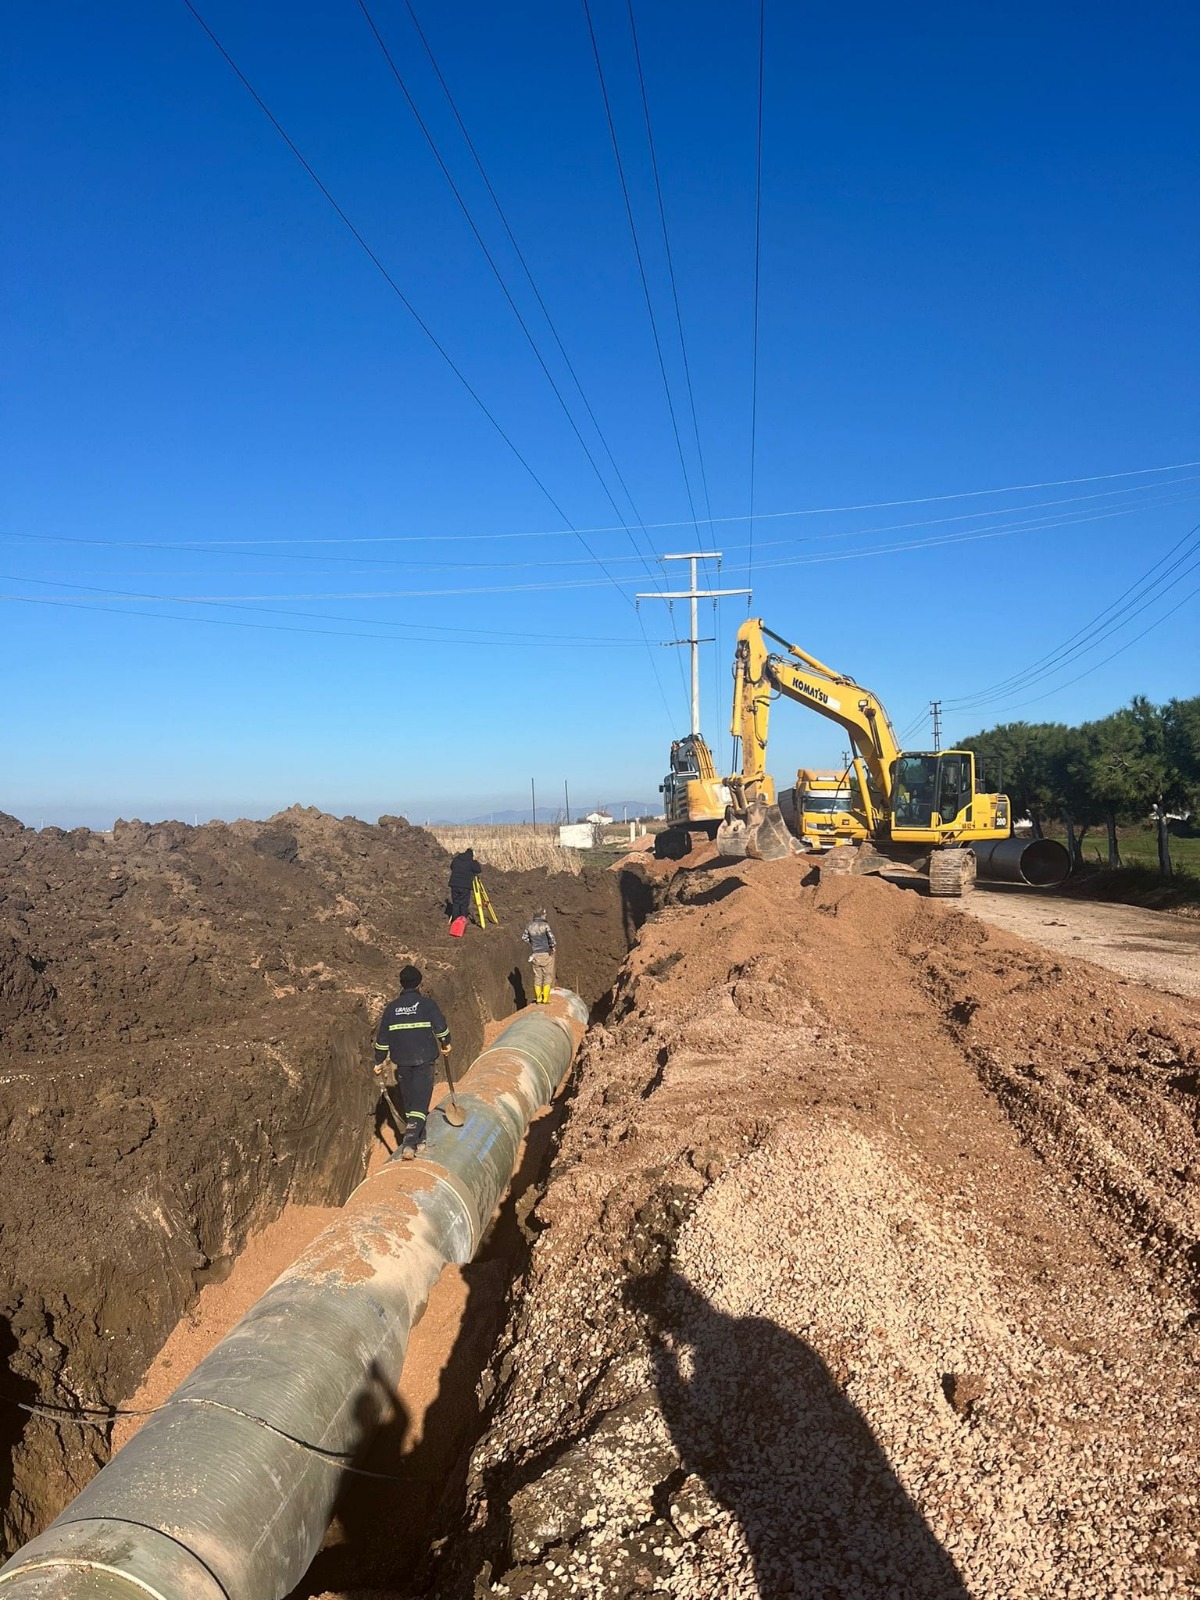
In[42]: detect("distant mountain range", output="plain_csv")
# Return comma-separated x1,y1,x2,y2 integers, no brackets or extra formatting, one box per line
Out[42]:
449,800,660,825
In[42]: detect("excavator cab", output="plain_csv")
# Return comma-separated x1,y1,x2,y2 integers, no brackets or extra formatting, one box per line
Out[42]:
889,751,1009,843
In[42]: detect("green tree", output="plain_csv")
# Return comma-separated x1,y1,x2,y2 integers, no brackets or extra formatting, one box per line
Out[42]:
1050,724,1103,868
1085,699,1182,873
1163,695,1200,812
958,721,1068,837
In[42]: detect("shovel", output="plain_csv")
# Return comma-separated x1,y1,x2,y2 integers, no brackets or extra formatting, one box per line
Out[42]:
441,1048,465,1127
378,1085,406,1149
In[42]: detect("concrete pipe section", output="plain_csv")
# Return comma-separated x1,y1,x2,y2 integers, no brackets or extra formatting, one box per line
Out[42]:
970,836,1071,887
0,991,590,1600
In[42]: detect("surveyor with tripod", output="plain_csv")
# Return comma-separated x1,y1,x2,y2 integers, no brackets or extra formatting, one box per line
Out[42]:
448,847,479,926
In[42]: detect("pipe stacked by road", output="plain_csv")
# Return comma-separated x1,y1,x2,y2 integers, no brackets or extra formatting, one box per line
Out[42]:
968,836,1071,886
0,991,590,1600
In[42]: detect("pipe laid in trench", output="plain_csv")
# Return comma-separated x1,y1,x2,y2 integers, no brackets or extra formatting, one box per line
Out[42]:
0,992,589,1600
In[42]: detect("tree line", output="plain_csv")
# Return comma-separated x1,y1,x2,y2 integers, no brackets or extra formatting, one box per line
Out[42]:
959,695,1200,877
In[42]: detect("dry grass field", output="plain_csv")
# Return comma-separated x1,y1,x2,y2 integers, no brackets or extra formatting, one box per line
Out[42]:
428,824,584,876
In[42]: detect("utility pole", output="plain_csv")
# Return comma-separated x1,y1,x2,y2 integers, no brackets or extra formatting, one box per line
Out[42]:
563,779,571,824
930,700,942,753
530,778,537,828
637,553,751,735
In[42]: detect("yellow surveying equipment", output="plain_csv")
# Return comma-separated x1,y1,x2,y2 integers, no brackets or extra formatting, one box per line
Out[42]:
472,876,498,928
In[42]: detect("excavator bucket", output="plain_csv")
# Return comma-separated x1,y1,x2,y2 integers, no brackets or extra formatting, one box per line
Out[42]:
744,799,796,861
818,841,891,879
715,816,750,858
717,796,796,862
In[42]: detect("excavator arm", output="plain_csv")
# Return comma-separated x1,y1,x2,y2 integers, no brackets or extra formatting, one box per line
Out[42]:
729,619,899,831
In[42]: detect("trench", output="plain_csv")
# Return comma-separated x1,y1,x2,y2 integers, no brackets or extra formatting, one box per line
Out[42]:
0,855,659,1587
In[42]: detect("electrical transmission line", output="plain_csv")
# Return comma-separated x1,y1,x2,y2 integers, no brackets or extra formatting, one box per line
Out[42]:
179,0,634,613
355,0,682,721
581,0,702,536
944,520,1200,714
747,0,765,606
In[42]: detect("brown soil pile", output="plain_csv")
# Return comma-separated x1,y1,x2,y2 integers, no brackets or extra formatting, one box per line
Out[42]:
431,857,1200,1599
0,807,630,1550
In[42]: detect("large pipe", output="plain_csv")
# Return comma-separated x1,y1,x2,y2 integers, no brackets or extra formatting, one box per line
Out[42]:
0,993,589,1600
970,836,1071,887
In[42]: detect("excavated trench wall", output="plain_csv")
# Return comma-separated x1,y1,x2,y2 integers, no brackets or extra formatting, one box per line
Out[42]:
0,809,634,1552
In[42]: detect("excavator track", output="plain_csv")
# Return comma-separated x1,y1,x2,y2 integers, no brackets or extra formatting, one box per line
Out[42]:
928,846,977,898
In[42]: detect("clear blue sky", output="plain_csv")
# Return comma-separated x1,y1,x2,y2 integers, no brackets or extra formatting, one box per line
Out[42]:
3,1,1198,827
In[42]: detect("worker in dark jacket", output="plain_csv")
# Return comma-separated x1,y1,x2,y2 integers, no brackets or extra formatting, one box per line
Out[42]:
448,847,479,924
373,965,452,1160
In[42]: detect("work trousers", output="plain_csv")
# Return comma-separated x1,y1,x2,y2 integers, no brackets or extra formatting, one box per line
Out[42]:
383,1059,434,1134
449,882,472,920
529,951,555,992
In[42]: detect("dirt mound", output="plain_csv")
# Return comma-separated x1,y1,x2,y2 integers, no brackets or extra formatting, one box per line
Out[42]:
431,860,1200,1598
0,810,630,1550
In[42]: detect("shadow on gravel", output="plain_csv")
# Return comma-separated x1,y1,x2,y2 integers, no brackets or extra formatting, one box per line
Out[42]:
632,1273,970,1598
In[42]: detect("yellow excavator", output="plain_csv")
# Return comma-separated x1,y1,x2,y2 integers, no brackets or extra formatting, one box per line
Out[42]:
717,619,1070,896
655,732,742,860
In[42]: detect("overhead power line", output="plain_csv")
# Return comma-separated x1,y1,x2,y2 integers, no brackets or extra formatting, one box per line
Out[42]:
987,580,1200,714
944,519,1200,712
625,0,715,548
6,474,1199,573
355,0,681,724
943,521,1200,719
0,574,659,647
179,0,633,609
355,0,664,588
12,458,1191,550
398,0,664,566
11,489,1199,601
747,0,765,605
581,0,701,533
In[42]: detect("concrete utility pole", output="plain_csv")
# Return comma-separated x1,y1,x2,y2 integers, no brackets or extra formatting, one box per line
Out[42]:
930,700,943,753
563,779,570,824
637,553,751,735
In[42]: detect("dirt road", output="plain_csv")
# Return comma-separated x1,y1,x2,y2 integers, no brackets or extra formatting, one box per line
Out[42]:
963,882,1200,1000
432,858,1200,1599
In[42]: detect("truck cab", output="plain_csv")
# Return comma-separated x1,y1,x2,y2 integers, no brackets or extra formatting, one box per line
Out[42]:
781,767,870,852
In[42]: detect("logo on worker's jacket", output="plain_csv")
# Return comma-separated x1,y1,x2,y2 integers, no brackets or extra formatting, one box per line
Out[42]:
797,679,840,711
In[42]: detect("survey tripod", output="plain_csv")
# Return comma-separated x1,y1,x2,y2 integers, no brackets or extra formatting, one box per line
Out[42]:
472,875,498,929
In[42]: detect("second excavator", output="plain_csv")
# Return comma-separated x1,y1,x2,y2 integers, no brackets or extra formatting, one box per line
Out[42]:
717,619,1070,896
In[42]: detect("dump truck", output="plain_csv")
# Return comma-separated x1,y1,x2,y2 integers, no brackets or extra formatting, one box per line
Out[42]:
779,768,869,853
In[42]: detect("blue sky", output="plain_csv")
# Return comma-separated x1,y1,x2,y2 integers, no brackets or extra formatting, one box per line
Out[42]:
3,1,1198,827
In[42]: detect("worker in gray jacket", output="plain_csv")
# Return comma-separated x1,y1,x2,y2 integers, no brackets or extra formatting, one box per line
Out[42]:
521,909,557,1004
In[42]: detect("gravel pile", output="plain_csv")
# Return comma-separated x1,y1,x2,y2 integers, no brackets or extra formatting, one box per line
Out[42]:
426,861,1200,1600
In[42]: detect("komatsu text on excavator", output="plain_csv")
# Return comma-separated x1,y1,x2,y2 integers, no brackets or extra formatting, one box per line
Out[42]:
716,619,1070,896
